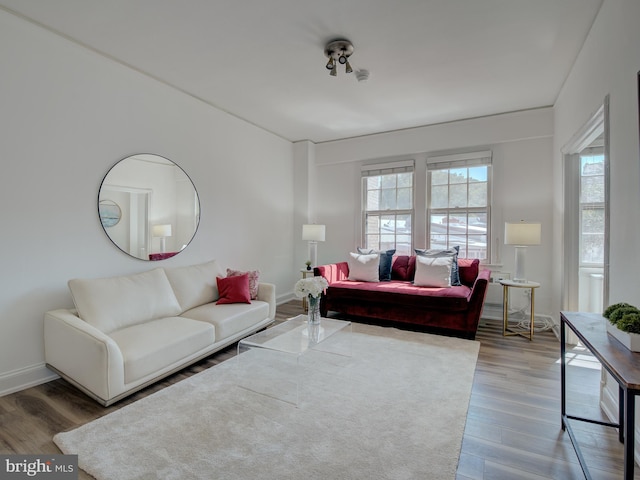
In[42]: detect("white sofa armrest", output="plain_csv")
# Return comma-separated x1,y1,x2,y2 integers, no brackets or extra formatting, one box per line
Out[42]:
257,282,276,320
44,309,125,404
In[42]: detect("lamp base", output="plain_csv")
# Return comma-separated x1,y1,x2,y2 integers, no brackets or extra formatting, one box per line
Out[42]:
513,246,527,283
308,241,318,268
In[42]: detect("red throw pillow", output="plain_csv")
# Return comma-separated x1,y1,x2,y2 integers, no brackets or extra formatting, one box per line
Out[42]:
216,274,251,304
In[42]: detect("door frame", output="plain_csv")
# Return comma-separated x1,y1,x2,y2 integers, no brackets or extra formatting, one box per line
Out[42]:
561,96,610,312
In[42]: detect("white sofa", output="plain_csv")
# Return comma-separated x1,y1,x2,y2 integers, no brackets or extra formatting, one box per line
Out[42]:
44,260,275,406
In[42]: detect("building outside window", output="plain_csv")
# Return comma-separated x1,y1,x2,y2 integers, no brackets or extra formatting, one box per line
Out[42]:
362,162,414,255
427,152,492,260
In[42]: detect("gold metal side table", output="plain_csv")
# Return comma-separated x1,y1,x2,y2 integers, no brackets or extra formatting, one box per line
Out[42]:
500,279,540,340
300,268,314,312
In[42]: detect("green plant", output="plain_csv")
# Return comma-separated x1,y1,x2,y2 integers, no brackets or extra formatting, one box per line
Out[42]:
603,302,640,333
603,302,635,319
618,313,640,334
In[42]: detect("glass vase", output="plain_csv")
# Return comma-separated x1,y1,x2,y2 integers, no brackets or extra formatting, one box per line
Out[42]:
307,295,321,325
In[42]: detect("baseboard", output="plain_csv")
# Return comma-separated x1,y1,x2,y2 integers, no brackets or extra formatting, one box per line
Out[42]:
277,292,296,304
0,362,59,398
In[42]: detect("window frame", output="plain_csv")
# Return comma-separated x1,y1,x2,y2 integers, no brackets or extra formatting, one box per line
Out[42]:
426,151,492,261
361,161,415,255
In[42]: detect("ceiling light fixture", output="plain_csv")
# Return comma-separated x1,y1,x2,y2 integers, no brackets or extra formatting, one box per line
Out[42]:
324,39,354,77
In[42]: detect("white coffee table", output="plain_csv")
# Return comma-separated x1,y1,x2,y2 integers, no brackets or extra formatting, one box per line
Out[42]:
236,314,352,406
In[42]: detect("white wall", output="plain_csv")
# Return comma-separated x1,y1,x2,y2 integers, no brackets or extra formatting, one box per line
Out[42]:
0,10,295,395
553,0,640,313
308,109,555,316
552,0,640,449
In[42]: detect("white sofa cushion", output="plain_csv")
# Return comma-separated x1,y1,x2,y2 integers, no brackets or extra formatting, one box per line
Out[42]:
182,301,270,341
68,269,182,334
347,252,380,282
164,260,225,312
109,317,215,384
413,254,453,287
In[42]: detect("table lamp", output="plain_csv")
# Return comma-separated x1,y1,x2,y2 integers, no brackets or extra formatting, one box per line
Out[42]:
504,221,541,283
152,224,172,253
302,224,325,268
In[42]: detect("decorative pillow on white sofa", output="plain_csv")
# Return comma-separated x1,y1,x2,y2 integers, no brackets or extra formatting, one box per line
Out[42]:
164,260,225,312
347,252,380,282
68,268,182,334
413,255,453,287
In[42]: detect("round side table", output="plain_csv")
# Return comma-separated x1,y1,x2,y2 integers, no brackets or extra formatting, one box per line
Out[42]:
500,279,540,341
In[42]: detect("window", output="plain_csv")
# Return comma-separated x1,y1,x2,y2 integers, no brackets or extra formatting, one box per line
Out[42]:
362,162,413,255
427,152,491,260
579,151,605,265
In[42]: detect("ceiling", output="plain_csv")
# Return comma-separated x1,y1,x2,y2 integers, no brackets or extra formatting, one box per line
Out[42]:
0,0,603,143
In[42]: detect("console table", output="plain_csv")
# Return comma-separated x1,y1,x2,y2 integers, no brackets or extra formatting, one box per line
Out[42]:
560,311,640,480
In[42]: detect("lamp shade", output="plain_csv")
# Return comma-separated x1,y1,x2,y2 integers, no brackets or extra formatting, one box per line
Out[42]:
504,222,541,246
152,224,172,237
302,224,325,242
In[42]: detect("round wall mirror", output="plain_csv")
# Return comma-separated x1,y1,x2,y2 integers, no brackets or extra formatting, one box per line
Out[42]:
98,154,200,261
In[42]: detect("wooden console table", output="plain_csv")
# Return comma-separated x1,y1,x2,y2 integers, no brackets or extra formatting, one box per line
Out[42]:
560,311,640,480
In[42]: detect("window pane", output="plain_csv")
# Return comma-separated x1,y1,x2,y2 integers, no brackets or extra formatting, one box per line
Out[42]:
582,208,604,234
380,235,395,249
467,235,487,259
366,235,380,251
431,185,448,208
381,174,396,189
397,172,412,188
396,235,411,254
367,190,380,211
450,168,467,184
449,184,467,208
581,176,604,203
431,170,448,186
468,182,487,207
380,189,397,210
381,215,395,232
397,214,411,233
397,187,412,209
366,215,380,233
366,176,380,189
582,234,604,263
469,213,487,232
468,166,487,182
430,235,447,250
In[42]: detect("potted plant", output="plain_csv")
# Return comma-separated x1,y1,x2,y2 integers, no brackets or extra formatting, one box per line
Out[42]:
603,302,640,351
305,260,312,271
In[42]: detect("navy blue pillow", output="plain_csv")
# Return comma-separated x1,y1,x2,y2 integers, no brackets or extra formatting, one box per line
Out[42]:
357,248,396,281
414,246,461,286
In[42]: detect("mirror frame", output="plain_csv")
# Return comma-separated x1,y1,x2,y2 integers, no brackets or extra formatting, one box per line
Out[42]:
98,153,200,261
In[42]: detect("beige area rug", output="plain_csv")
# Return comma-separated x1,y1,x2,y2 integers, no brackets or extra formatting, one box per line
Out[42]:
54,323,479,480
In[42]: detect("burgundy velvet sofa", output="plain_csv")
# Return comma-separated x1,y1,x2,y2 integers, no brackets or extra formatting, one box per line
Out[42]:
314,255,490,339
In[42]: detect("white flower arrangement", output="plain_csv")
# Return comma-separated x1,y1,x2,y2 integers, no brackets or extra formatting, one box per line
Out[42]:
294,276,328,299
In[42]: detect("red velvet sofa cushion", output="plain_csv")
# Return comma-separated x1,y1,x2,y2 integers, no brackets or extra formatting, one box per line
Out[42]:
390,255,416,281
327,279,471,311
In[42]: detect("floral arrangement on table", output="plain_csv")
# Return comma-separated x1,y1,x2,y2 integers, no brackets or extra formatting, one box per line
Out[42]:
294,276,329,324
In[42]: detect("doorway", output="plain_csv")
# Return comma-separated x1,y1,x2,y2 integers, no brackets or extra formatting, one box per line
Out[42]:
562,98,610,314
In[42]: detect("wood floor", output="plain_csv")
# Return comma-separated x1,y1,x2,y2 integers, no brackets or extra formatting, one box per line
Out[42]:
1,301,637,479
